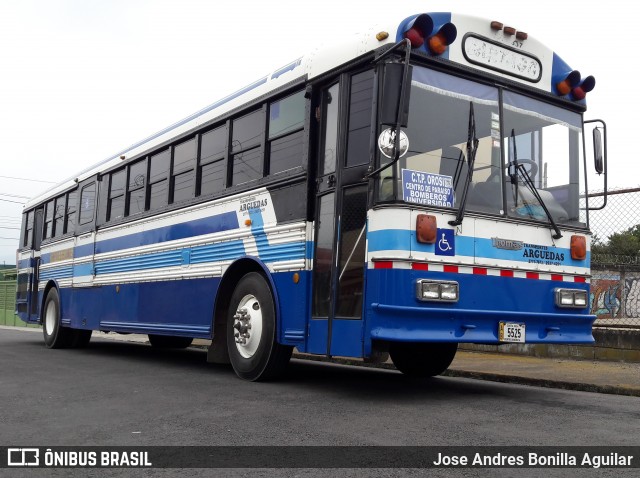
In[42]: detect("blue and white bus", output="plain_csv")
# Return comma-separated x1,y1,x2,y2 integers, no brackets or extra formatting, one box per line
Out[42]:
16,11,607,380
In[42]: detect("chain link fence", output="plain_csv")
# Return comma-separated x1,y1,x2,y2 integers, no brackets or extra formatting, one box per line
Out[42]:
0,268,36,327
588,187,640,328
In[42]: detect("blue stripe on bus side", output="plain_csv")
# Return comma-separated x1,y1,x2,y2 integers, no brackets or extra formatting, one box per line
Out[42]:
39,236,305,280
95,211,239,255
40,265,73,281
367,229,589,266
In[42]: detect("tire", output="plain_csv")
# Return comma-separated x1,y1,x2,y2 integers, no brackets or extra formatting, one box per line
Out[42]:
42,288,73,349
389,342,458,378
226,272,292,381
148,334,193,349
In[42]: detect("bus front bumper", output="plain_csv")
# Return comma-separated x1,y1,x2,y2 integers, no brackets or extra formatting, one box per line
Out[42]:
369,303,595,344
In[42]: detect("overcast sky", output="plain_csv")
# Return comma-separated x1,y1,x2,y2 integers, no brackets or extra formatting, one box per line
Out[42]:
0,0,631,264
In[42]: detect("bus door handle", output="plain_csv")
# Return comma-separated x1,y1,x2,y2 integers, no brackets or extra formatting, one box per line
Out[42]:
327,174,336,187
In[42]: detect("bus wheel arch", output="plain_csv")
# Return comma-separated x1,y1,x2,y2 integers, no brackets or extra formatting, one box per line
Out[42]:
209,258,292,380
208,258,266,364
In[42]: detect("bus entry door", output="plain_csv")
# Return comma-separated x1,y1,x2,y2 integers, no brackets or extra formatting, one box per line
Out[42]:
310,72,372,357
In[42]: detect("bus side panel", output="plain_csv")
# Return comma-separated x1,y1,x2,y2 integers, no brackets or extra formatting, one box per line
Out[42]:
59,278,219,337
271,270,309,349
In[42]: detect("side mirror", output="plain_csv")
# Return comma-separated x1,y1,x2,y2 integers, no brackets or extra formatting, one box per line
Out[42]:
380,62,412,127
584,119,607,211
593,128,603,174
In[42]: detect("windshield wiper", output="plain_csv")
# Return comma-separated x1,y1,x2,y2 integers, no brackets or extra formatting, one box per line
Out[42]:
508,129,562,239
448,102,479,226
515,164,563,239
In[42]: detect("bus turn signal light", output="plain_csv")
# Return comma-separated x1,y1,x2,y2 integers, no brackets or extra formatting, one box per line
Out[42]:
556,70,581,96
401,14,457,55
571,75,595,101
427,23,457,55
570,235,587,260
416,214,437,244
403,14,433,48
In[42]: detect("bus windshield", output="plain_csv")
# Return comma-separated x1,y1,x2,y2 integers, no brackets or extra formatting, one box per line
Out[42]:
377,64,587,229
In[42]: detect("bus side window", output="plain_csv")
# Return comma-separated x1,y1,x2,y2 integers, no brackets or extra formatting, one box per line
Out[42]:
43,200,54,240
127,159,147,216
23,210,34,248
79,183,96,226
231,108,265,186
346,70,374,168
64,190,77,234
148,149,170,211
53,195,66,237
268,90,305,175
199,126,227,196
108,169,126,221
171,137,196,203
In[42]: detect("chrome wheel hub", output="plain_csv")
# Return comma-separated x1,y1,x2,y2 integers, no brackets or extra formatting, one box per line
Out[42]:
45,301,56,336
233,294,263,358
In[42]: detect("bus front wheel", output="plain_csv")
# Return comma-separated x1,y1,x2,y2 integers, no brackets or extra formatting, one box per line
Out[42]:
226,272,292,381
42,288,72,349
389,342,458,378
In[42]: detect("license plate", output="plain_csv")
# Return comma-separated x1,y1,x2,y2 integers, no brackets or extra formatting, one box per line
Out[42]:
499,322,526,343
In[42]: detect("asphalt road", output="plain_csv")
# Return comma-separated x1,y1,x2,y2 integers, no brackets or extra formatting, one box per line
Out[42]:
1,328,638,477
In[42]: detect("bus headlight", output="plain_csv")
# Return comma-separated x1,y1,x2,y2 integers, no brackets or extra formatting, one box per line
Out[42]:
416,279,459,302
555,288,588,308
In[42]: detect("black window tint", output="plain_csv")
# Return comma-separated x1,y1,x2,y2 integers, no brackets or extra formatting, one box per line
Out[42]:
346,70,374,167
200,160,225,196
149,180,168,210
270,130,303,174
173,171,195,203
128,161,146,190
150,149,170,183
269,91,305,139
232,110,263,152
43,200,54,239
149,149,170,211
128,189,145,216
53,195,65,237
109,195,125,220
79,183,96,225
174,138,196,173
110,169,126,198
108,169,126,221
127,160,146,216
321,83,340,175
24,211,34,248
200,127,226,164
232,147,262,185
65,190,77,233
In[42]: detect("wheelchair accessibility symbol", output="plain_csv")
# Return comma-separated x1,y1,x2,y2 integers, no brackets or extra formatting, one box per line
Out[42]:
435,228,455,256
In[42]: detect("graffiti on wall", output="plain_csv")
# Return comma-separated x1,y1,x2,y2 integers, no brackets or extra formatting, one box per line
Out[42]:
590,271,640,320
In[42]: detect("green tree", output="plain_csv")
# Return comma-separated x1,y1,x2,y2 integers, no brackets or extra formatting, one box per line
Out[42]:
592,225,640,261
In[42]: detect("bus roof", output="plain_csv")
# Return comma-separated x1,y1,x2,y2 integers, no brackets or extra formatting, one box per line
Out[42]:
24,11,593,210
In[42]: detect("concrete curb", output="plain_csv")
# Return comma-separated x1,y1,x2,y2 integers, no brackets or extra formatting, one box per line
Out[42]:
292,353,640,398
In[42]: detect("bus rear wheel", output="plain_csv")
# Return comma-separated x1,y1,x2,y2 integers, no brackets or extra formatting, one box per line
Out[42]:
226,272,292,381
389,342,458,378
148,335,193,349
43,288,73,349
